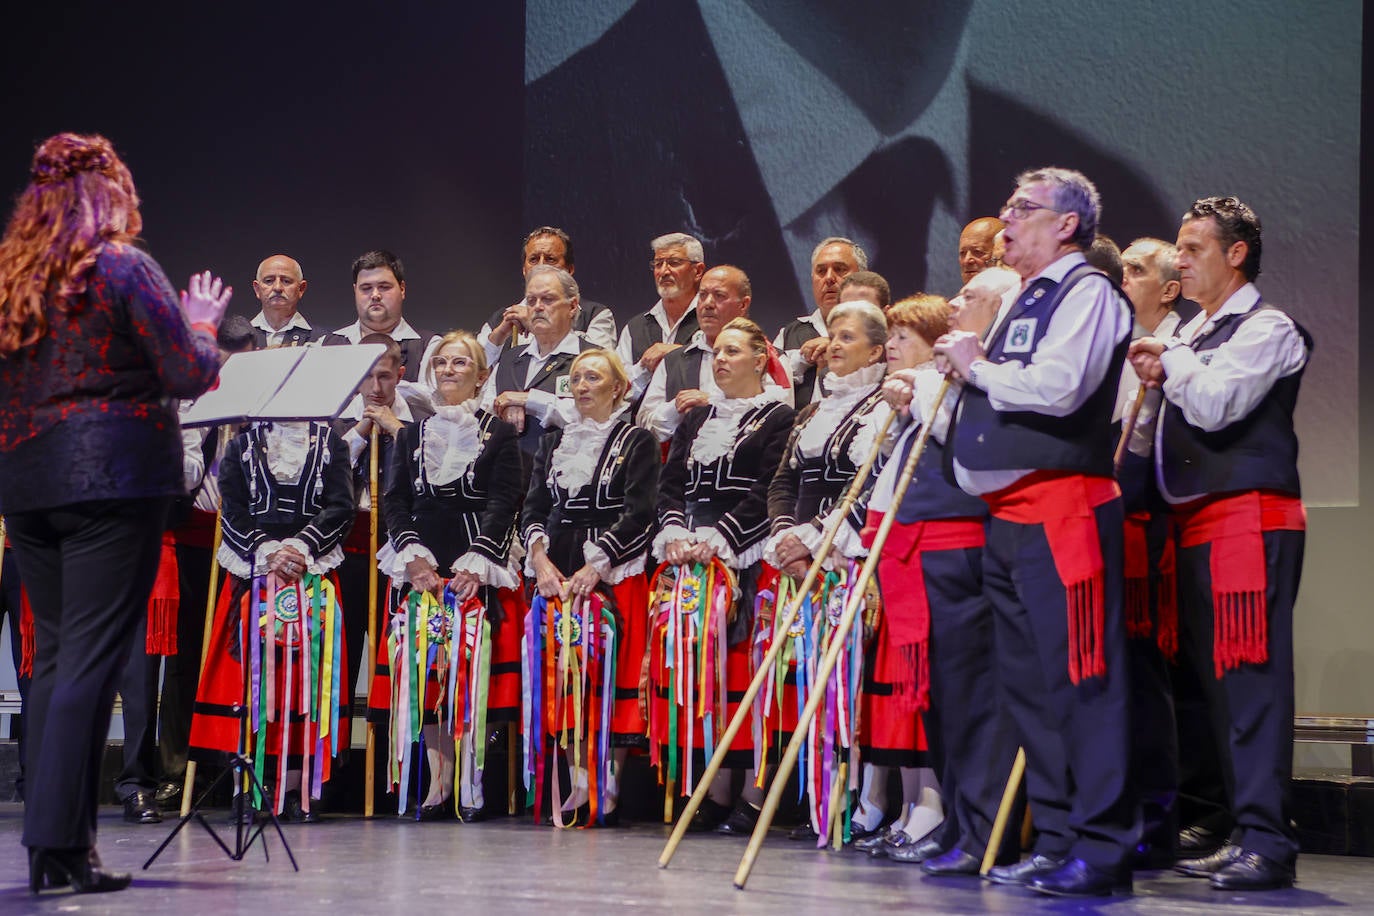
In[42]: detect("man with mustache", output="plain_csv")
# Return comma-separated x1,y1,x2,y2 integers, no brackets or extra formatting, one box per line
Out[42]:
249,254,322,348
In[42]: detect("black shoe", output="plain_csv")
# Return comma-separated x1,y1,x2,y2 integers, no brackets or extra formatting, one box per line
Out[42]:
886,836,945,864
459,805,486,824
417,799,453,822
1175,842,1241,877
788,821,819,842
283,790,320,823
594,806,621,828
687,798,731,833
921,847,981,876
122,790,162,825
1209,851,1295,891
1027,857,1131,897
227,793,257,825
715,803,760,836
1178,822,1227,856
154,781,184,811
30,848,131,895
984,854,1065,886
848,820,885,843
854,826,898,853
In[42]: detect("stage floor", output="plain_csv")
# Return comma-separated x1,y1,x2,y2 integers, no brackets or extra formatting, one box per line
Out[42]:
0,804,1367,914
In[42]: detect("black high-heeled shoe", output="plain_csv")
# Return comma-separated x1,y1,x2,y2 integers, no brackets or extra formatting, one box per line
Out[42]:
29,848,131,895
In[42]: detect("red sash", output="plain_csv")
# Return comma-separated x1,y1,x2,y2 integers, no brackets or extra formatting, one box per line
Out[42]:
146,532,180,655
1123,511,1151,639
982,472,1120,685
861,512,984,712
1174,490,1305,677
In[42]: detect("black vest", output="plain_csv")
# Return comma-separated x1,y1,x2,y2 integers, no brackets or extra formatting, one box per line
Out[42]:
951,265,1130,478
662,345,707,400
893,430,988,523
322,325,436,380
1159,304,1310,498
492,338,595,460
780,317,823,408
625,307,699,362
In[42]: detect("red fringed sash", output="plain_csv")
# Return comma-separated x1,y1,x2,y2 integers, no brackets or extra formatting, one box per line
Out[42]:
18,588,34,678
1174,490,1305,678
1156,534,1179,662
983,472,1120,685
860,512,984,713
145,533,180,655
1123,511,1151,639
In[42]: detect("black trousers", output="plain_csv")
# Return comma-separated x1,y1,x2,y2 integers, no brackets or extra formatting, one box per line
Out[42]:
115,616,160,801
1128,511,1180,838
7,497,169,850
1177,528,1302,865
984,497,1139,868
922,544,1020,858
1,550,28,800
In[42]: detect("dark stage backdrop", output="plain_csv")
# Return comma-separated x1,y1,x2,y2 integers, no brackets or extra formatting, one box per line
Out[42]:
1,1,526,353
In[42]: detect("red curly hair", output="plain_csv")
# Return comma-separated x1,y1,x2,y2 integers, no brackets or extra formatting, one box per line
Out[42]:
0,133,142,356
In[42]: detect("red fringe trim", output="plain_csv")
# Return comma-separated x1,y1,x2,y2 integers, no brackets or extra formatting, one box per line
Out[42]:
1213,589,1268,678
145,536,179,655
1066,575,1107,685
886,642,930,715
1155,537,1179,662
18,588,34,678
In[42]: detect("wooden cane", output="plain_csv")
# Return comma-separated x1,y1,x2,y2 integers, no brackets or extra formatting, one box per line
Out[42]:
180,510,224,817
364,427,381,817
734,383,949,889
1113,383,1148,473
657,411,895,869
979,746,1026,875
827,760,848,851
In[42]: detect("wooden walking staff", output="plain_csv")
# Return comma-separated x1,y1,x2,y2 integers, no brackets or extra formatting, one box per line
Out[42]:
980,747,1027,874
657,412,895,869
180,511,225,818
364,427,380,817
733,382,951,890
1114,383,1149,473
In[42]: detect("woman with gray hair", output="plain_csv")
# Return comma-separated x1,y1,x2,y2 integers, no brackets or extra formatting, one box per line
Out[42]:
761,299,893,843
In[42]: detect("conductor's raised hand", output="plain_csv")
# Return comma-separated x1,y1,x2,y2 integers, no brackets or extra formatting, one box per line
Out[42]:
180,270,232,328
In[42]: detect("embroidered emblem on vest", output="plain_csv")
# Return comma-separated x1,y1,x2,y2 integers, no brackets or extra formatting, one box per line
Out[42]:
1005,318,1037,353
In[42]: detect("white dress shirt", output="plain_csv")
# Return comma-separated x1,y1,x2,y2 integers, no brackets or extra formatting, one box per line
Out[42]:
616,296,699,397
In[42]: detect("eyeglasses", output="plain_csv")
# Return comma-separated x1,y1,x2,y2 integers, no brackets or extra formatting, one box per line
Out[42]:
1000,199,1065,221
431,356,475,371
650,257,692,271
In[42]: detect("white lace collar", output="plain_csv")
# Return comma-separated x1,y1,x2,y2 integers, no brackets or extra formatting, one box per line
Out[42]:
691,390,777,465
421,399,481,486
798,362,885,458
262,421,313,484
549,407,627,494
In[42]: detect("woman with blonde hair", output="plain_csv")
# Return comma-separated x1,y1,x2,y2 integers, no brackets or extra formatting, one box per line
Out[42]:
521,349,658,826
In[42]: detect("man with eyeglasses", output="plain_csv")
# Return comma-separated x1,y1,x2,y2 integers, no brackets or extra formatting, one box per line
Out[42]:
773,236,866,408
482,265,596,481
615,232,705,401
249,254,324,348
478,227,618,367
935,167,1136,897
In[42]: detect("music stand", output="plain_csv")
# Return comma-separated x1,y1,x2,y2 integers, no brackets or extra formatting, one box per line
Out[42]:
144,343,386,872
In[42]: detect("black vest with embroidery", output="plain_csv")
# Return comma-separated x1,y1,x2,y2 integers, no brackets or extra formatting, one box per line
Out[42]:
1159,304,1310,498
951,264,1129,477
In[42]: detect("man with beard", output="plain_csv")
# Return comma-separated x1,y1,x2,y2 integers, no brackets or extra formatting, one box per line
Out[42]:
615,232,705,402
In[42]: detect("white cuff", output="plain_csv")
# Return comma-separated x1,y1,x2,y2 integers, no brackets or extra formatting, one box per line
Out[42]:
522,531,550,578
651,524,695,562
378,541,439,587
450,551,521,591
583,539,645,585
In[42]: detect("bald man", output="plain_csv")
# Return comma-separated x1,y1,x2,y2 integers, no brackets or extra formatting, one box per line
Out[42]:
249,254,323,348
958,217,1005,285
